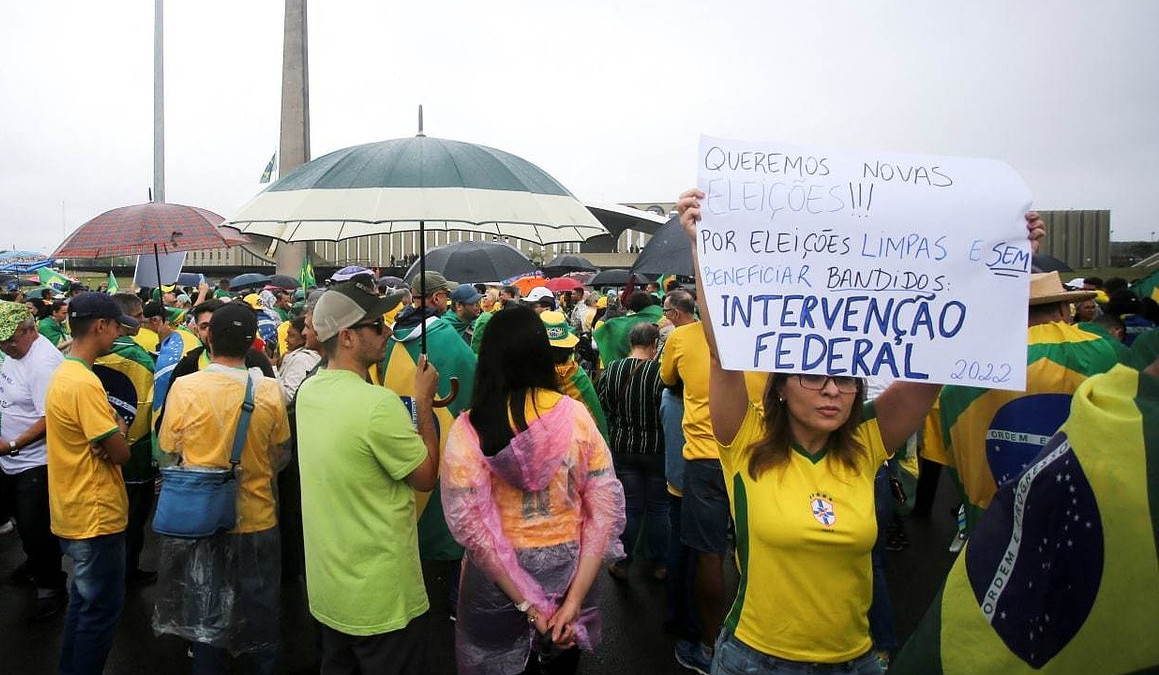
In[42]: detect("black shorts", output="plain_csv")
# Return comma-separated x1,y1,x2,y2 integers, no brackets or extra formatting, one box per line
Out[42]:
680,459,731,555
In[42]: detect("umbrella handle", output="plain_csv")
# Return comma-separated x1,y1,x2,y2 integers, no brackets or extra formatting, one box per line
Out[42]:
433,377,460,409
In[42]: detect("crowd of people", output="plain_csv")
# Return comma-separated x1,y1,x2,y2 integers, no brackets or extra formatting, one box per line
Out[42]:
0,196,1157,674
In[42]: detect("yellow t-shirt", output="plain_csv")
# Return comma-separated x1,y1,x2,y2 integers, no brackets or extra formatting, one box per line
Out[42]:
133,327,159,354
659,322,769,460
158,366,290,533
46,358,127,539
720,402,889,663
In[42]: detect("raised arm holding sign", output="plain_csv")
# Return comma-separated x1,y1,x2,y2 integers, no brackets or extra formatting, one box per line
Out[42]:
673,153,1044,669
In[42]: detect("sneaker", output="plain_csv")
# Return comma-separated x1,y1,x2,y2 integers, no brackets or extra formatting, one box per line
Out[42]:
28,591,67,622
606,562,630,582
126,568,158,586
0,519,14,535
875,650,891,671
674,639,712,675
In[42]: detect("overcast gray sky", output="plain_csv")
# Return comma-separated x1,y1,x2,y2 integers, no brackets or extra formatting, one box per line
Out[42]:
1,1,1155,254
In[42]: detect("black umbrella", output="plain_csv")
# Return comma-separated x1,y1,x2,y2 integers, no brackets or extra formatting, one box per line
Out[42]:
229,272,267,290
590,268,652,286
1032,254,1073,273
541,254,597,277
632,216,693,278
403,240,535,284
264,274,300,290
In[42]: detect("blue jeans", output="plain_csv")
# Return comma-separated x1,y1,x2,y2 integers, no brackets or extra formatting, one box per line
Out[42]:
60,532,126,675
664,493,699,641
613,453,670,564
867,467,898,654
712,629,882,675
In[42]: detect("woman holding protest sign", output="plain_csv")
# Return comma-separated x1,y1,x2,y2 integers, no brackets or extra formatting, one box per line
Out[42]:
675,188,1044,675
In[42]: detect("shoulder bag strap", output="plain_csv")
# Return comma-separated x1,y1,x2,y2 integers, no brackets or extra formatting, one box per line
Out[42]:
229,373,256,470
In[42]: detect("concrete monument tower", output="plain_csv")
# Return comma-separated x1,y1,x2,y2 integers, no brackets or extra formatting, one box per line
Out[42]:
275,0,310,275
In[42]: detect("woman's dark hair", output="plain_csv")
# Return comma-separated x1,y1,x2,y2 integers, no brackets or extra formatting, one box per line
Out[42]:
625,291,652,313
628,321,659,347
470,304,560,456
289,315,307,332
748,373,866,480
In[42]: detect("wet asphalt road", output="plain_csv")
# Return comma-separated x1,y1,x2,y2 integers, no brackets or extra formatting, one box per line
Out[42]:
0,475,960,674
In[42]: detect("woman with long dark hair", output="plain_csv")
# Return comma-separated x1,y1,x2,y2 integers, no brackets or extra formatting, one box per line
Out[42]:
675,188,1046,675
441,304,626,674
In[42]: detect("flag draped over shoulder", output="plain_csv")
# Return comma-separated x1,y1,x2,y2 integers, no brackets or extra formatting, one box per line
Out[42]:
94,337,155,483
936,322,1119,531
379,314,477,560
107,271,119,294
555,360,610,444
593,305,663,365
893,365,1159,674
1133,267,1159,303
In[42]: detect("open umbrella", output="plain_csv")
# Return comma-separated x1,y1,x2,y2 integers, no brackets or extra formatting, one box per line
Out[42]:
541,254,597,277
590,268,651,286
264,274,300,290
631,216,693,278
229,272,268,290
403,240,534,284
53,202,249,289
545,277,583,293
225,132,608,361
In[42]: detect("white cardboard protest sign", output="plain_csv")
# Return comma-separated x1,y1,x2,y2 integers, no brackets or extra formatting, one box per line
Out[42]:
696,135,1033,391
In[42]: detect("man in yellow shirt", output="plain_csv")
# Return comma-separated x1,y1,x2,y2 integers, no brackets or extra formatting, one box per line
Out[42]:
45,292,133,675
154,302,291,672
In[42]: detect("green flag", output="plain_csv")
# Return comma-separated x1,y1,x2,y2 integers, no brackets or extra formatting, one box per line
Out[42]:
259,152,277,184
893,365,1159,674
38,268,71,289
107,271,119,294
299,255,316,290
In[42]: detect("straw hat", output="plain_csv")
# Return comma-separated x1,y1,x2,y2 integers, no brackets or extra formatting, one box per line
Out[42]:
1029,272,1097,306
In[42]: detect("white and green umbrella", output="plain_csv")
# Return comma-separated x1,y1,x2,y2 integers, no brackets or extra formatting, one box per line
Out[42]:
226,135,606,245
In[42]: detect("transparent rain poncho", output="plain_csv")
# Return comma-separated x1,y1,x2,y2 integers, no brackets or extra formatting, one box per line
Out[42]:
441,395,626,674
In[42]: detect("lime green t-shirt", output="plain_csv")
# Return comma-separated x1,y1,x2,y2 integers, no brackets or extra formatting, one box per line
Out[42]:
295,368,430,635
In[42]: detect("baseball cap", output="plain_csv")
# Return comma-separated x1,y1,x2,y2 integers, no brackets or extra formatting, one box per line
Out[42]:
69,292,139,329
0,301,33,341
449,285,482,305
312,282,406,342
142,300,186,326
209,302,258,345
412,271,458,296
540,311,578,348
523,287,554,304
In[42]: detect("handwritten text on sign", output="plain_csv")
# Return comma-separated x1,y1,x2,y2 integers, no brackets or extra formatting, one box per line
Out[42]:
696,136,1032,391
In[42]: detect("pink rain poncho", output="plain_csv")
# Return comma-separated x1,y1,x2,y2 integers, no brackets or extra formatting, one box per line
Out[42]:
441,394,626,674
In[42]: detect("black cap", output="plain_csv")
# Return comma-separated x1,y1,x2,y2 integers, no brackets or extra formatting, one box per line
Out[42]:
68,292,139,329
209,302,257,344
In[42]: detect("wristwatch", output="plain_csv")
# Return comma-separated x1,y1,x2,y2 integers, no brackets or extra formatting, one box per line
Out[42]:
515,600,531,613
4,439,17,455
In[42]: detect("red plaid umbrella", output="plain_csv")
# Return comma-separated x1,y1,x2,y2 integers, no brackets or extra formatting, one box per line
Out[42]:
53,202,248,258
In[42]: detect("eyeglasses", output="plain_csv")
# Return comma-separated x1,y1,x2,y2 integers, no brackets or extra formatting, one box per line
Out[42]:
662,307,677,316
348,318,385,334
796,374,859,393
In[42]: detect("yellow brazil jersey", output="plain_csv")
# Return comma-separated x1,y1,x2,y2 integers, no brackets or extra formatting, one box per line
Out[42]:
659,322,769,460
158,366,290,533
720,402,889,663
45,358,128,539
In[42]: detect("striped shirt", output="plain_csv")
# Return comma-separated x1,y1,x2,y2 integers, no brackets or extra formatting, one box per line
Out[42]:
596,357,663,455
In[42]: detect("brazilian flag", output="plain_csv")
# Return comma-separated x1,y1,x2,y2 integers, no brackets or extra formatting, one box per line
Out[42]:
1133,267,1159,303
93,336,156,483
893,365,1159,674
1131,329,1159,370
593,304,663,364
937,322,1119,532
555,360,610,444
378,316,476,560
